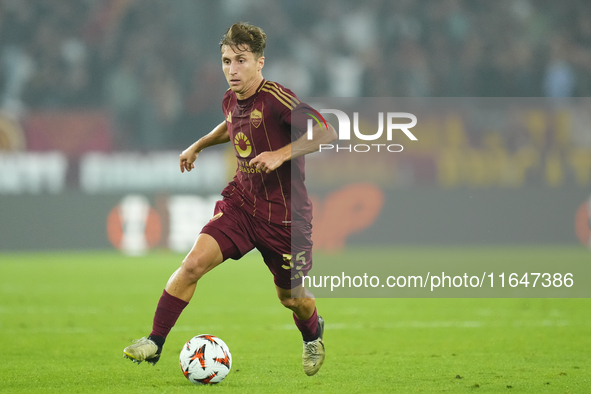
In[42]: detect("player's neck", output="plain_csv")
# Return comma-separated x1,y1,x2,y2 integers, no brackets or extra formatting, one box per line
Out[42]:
235,76,264,101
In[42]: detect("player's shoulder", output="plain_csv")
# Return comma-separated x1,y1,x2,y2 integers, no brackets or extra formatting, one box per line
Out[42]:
222,88,236,114
222,88,235,103
260,80,298,99
258,80,301,111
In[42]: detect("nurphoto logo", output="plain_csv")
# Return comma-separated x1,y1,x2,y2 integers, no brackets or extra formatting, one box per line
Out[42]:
306,109,417,153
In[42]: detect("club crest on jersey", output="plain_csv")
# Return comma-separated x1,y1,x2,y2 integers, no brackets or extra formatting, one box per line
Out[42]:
226,111,232,123
250,109,262,128
234,132,252,157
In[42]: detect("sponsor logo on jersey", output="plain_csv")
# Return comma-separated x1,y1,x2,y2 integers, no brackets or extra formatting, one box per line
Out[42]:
234,132,252,157
238,160,261,174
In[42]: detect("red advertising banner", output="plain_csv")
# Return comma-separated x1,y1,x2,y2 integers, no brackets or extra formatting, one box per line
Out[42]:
24,110,113,156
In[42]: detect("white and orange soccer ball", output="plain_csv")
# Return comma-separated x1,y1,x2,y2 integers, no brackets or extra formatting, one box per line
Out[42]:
179,334,232,385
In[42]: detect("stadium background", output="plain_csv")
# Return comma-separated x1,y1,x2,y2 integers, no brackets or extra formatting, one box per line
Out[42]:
0,0,590,252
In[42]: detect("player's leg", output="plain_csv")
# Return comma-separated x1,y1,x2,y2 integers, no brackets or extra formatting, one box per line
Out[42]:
123,198,252,365
165,233,224,302
275,284,317,336
275,284,325,376
123,233,226,365
258,246,320,341
259,240,325,375
255,218,325,375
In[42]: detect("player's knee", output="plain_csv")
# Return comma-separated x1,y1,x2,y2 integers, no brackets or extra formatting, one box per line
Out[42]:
180,254,210,283
279,296,300,311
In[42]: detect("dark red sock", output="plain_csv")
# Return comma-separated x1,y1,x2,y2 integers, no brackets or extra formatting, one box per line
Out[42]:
150,289,189,339
293,307,319,342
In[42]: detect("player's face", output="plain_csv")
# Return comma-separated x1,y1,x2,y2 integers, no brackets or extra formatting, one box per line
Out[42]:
222,45,264,99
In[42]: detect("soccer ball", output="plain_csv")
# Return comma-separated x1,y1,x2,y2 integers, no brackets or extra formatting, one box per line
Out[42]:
179,334,232,385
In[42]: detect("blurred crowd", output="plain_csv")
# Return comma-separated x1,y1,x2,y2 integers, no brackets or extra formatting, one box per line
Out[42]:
1,0,590,149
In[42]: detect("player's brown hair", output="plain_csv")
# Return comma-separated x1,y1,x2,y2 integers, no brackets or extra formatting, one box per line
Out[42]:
220,22,266,59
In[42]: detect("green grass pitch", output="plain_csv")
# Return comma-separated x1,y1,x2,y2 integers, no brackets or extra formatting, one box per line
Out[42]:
1,247,590,393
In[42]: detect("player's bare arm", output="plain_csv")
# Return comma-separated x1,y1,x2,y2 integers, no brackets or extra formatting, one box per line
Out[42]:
249,122,337,173
180,121,230,173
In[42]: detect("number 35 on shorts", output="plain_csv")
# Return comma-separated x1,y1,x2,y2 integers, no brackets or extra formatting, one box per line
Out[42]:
281,251,307,271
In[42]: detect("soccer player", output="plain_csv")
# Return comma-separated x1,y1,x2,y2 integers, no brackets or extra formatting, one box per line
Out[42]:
123,22,337,376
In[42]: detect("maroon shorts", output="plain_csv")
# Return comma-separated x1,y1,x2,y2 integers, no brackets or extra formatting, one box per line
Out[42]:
200,197,313,290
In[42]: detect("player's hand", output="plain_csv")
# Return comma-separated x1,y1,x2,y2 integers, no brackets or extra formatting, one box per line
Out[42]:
179,148,199,173
249,151,285,174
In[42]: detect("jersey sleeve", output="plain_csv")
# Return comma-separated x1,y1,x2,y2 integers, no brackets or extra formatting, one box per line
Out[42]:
261,82,315,140
288,101,320,140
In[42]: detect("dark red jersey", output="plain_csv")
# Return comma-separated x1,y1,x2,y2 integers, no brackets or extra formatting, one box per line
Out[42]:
220,80,312,227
